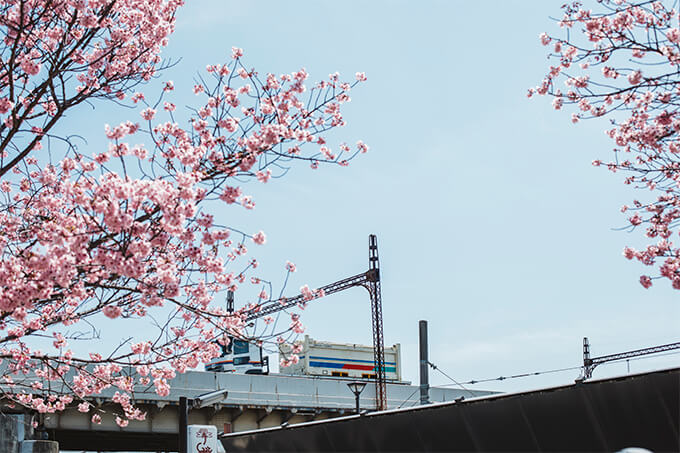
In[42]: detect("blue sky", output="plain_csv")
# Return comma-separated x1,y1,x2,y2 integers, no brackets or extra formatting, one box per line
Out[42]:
65,1,680,395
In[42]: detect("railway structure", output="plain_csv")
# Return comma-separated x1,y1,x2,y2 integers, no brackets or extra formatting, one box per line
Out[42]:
215,234,390,410
16,370,490,451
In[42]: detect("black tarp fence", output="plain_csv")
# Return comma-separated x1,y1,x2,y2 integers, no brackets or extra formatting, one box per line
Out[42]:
222,367,680,452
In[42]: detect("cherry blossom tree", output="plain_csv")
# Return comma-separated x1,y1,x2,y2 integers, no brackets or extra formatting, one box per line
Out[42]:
0,0,367,425
534,0,680,290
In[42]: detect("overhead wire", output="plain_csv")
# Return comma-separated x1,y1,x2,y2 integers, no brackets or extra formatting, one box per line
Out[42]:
396,387,420,409
427,361,477,397
451,364,584,386
432,348,680,389
397,349,680,409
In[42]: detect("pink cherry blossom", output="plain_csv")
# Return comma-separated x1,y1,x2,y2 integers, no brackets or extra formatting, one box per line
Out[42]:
536,0,680,290
102,306,122,319
667,28,680,43
602,67,618,79
141,108,156,121
628,70,642,85
0,1,368,425
640,275,653,289
256,169,271,183
115,416,129,427
220,186,242,204
629,214,642,226
0,98,13,113
252,231,266,245
300,285,314,301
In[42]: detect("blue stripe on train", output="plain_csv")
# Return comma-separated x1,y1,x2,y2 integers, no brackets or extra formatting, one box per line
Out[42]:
307,355,397,365
309,361,397,373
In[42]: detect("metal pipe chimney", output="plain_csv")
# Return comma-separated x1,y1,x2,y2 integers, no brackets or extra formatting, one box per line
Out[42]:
419,320,430,405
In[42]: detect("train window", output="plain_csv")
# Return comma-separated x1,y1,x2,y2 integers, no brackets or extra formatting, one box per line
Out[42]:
331,371,349,377
233,356,250,365
233,340,249,355
213,340,231,356
362,373,377,379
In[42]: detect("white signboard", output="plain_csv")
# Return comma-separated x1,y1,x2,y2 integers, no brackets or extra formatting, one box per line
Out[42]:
187,424,218,453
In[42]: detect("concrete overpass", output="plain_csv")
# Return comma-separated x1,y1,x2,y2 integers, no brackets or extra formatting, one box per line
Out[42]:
20,370,493,451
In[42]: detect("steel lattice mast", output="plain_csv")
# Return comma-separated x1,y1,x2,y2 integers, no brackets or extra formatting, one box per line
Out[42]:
367,234,387,411
581,337,680,380
243,234,387,411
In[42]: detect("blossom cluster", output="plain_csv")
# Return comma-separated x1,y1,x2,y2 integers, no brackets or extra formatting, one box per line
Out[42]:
535,0,680,290
0,3,367,427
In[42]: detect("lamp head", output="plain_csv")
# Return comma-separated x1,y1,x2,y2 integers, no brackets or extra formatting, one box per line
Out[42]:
193,389,229,408
346,381,367,396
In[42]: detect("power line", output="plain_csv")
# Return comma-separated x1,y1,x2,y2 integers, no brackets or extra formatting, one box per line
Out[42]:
442,365,584,387
396,387,420,409
427,361,477,397
472,365,583,384
435,349,680,388
400,348,680,409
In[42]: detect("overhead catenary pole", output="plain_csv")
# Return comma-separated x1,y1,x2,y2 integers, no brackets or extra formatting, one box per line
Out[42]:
367,234,387,411
582,337,591,379
419,320,430,405
581,337,680,380
243,234,388,411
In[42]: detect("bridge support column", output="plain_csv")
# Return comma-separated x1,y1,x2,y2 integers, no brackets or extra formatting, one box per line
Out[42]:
0,414,59,453
19,440,59,453
0,413,20,453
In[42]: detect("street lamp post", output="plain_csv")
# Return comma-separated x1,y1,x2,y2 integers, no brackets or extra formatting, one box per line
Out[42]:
179,396,189,453
346,381,367,414
179,389,229,453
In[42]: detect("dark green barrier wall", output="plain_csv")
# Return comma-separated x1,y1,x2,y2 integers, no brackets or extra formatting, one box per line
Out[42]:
222,368,680,452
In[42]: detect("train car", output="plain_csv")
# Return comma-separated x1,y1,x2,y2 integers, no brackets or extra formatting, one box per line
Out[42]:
205,338,269,374
279,335,402,381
